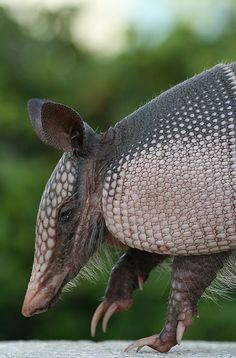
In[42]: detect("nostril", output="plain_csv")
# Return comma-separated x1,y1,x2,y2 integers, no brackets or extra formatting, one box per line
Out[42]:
21,306,32,317
21,288,38,317
21,293,49,318
22,302,48,317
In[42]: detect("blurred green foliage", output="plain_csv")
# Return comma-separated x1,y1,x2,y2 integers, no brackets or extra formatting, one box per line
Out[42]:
0,4,236,342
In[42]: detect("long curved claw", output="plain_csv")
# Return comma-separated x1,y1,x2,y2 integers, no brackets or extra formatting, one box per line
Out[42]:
176,321,186,345
137,274,144,290
124,334,158,352
136,345,145,353
102,302,118,333
90,301,105,337
91,298,133,337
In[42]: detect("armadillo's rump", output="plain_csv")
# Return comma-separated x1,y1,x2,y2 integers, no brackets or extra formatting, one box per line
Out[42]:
102,63,236,255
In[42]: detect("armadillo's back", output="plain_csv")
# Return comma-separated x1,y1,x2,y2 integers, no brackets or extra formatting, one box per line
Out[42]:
102,63,236,255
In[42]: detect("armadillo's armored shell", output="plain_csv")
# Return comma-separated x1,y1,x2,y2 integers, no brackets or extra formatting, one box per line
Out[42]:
102,63,236,255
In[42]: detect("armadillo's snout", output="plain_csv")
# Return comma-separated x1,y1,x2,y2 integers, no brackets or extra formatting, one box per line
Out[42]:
22,287,49,317
22,271,69,317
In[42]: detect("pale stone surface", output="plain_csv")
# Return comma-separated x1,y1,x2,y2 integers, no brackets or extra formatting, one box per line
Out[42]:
0,340,236,358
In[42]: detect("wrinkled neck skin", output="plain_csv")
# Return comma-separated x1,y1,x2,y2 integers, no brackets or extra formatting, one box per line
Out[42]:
62,145,114,280
70,132,128,267
73,156,107,269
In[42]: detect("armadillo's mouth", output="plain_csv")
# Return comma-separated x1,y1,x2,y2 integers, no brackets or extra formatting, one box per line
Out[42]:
22,273,69,317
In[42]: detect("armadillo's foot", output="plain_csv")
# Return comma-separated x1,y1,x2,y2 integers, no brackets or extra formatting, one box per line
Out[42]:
91,249,166,337
125,334,174,353
91,298,133,337
126,252,229,353
124,315,192,353
124,334,177,353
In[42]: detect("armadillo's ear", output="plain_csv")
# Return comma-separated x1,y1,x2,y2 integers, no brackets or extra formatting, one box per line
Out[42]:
27,98,95,154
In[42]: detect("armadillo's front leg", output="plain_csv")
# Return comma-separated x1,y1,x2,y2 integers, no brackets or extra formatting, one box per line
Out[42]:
91,248,166,336
126,251,230,353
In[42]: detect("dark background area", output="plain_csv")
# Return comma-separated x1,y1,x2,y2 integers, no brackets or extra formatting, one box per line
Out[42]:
0,1,236,342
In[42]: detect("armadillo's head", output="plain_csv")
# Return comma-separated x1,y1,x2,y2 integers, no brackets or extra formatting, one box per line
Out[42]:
22,99,106,317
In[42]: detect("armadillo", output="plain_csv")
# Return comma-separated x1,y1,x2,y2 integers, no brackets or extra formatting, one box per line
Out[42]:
22,63,236,353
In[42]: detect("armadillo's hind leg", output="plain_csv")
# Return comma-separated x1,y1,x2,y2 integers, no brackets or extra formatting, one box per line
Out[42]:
125,251,230,353
91,248,166,337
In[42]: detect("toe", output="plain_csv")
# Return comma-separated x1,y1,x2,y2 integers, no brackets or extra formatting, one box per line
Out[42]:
176,321,186,345
102,302,118,333
91,301,106,337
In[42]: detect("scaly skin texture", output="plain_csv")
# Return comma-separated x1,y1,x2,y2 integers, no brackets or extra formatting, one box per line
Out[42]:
91,248,166,336
102,64,236,256
125,251,230,353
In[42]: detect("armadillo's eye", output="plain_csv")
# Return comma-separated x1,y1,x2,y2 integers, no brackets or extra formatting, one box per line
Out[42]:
59,207,73,223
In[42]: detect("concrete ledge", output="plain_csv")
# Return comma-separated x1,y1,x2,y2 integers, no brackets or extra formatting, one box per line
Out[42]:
0,340,236,358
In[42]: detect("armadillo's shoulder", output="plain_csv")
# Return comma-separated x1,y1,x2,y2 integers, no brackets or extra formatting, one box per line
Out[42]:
102,62,236,256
